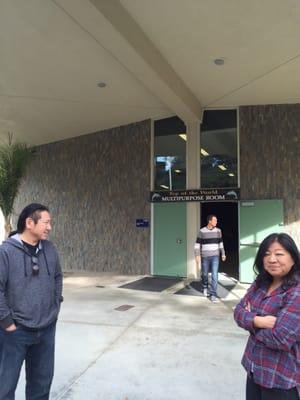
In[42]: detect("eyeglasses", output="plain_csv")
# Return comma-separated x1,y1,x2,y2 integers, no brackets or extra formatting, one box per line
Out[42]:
31,256,39,276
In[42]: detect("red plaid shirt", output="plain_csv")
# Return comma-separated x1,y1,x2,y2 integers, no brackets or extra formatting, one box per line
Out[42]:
234,282,300,395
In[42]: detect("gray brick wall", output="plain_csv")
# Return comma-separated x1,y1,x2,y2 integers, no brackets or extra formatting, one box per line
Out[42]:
15,105,300,273
14,120,151,274
239,104,300,245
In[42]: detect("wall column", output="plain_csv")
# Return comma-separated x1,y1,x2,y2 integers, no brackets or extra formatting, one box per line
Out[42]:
185,120,200,279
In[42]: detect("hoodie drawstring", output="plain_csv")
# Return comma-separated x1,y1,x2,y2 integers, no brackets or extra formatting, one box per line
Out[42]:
23,252,28,277
43,251,50,276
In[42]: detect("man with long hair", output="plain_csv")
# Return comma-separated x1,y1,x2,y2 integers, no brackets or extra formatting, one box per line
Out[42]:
0,203,63,399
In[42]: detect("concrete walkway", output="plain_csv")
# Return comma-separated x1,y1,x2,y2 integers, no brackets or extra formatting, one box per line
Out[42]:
16,273,250,400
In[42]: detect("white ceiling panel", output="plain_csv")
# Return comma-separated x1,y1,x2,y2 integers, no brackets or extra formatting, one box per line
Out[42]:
1,0,300,144
121,0,300,106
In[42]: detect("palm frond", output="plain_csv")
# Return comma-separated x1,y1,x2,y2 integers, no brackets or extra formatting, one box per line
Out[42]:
0,142,34,218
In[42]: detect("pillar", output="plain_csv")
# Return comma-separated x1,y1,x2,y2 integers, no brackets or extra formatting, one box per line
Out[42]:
185,120,200,279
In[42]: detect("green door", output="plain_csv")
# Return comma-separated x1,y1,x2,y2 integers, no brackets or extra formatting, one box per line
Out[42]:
153,203,187,277
239,200,283,283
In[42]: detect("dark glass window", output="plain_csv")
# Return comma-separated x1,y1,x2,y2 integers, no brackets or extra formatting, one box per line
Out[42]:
154,116,186,190
200,110,238,188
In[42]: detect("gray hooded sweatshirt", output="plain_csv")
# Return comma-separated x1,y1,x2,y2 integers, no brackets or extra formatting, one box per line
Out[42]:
0,234,63,330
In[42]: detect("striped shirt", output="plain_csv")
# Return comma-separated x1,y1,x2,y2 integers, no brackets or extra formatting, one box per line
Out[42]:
194,226,225,258
234,282,300,395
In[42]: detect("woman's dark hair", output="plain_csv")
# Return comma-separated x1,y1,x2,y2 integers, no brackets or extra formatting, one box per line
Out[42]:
254,233,300,289
16,203,50,233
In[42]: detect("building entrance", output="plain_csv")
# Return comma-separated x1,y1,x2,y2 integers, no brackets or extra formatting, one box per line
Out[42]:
201,202,239,279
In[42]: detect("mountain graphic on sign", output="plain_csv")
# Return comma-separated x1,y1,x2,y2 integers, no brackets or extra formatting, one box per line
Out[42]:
151,193,161,201
226,190,238,199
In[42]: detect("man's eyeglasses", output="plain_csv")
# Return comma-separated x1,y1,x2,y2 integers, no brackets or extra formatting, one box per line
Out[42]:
31,256,39,276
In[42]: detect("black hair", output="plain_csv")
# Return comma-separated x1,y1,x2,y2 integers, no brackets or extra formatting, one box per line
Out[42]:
16,203,50,233
254,233,300,289
207,214,217,224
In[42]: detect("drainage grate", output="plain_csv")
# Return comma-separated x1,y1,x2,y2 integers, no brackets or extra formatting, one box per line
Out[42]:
114,304,135,312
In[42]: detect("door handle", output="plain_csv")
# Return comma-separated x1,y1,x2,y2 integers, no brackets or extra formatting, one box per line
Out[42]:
176,238,182,244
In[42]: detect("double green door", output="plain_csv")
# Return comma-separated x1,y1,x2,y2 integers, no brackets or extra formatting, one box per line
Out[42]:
153,199,284,282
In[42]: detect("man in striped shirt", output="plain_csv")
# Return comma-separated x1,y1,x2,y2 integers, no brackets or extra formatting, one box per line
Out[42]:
194,214,226,303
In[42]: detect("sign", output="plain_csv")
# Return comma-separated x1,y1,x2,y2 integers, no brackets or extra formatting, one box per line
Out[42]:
136,218,149,228
150,188,240,203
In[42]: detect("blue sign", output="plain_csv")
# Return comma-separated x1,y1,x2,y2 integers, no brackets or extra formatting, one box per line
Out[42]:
136,219,149,228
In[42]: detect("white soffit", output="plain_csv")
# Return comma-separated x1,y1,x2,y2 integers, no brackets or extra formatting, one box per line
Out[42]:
121,0,300,108
1,0,300,145
0,0,170,144
57,0,202,122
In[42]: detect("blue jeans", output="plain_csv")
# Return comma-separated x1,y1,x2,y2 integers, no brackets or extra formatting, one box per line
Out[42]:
201,256,220,297
0,322,56,400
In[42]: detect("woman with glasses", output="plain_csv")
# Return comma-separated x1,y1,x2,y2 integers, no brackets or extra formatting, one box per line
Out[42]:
234,233,300,400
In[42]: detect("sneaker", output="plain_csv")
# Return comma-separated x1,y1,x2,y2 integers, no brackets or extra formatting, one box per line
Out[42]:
211,296,219,303
203,288,208,297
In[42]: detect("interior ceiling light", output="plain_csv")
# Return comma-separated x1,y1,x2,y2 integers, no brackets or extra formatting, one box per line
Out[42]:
160,184,169,189
179,133,187,141
97,82,107,88
214,58,225,66
174,169,181,173
200,148,209,156
228,173,235,177
218,165,227,171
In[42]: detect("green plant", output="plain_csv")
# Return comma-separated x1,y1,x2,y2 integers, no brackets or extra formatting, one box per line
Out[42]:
0,134,34,237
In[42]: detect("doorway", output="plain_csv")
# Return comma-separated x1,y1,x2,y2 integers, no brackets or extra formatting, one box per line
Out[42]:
201,202,239,279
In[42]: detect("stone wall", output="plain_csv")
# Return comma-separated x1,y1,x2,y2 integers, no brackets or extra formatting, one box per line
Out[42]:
239,104,300,244
14,105,300,273
14,120,151,274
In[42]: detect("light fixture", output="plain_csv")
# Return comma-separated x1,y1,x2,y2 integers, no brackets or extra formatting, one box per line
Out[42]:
214,58,225,66
174,169,181,173
218,165,227,171
97,82,107,88
201,148,209,156
160,184,169,189
228,173,235,177
179,133,187,141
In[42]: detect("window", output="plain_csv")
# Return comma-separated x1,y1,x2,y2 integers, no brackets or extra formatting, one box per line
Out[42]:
154,116,186,190
200,110,238,188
